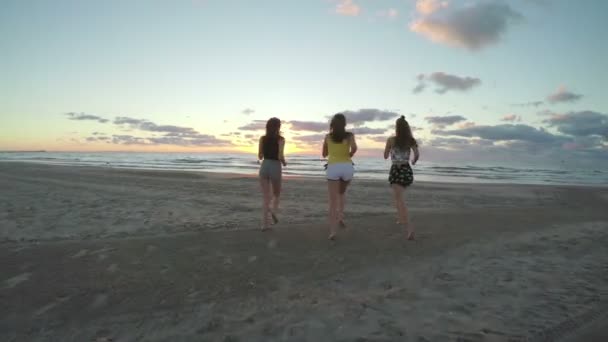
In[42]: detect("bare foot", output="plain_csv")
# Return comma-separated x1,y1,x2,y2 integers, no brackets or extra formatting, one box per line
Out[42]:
271,212,279,225
406,231,415,240
261,226,271,232
328,233,336,240
339,220,346,229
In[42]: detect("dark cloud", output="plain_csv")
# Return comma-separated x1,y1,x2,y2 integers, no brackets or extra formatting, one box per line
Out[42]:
543,111,608,138
414,72,481,94
547,86,583,104
410,2,522,50
111,135,149,145
288,120,328,132
513,101,544,108
428,137,494,147
337,109,400,126
66,112,109,123
114,116,198,135
113,117,143,125
238,120,267,131
425,115,467,128
412,83,426,94
434,124,566,143
242,108,255,115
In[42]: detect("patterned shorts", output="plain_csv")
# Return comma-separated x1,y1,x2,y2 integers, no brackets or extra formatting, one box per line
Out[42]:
389,163,413,187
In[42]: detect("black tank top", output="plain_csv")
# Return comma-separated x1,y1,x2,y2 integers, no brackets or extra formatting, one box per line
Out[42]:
262,136,279,160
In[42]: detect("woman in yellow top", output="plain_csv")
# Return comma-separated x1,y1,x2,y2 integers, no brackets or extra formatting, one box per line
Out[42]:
322,113,358,240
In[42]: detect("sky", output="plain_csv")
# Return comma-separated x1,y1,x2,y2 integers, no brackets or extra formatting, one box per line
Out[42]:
1,0,607,167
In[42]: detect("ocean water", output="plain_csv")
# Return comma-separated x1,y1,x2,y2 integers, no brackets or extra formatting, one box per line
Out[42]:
1,151,606,186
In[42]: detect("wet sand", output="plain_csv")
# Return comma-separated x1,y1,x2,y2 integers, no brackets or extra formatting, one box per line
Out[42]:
1,162,607,341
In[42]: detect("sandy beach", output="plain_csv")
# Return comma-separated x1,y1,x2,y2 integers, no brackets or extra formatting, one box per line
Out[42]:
1,162,607,341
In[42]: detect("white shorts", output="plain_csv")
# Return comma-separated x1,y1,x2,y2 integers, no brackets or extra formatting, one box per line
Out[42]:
326,162,354,181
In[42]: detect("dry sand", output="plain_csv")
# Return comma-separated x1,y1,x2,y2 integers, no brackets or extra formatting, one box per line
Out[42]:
1,162,607,341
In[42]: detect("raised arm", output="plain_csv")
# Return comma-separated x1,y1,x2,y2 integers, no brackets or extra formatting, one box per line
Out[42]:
349,133,358,157
258,136,264,160
383,137,391,160
411,145,420,165
322,134,329,158
278,138,286,166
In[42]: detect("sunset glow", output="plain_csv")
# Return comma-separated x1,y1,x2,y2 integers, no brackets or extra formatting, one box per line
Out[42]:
0,0,606,166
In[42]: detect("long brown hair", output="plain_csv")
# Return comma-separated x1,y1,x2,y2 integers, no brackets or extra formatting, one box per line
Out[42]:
395,115,417,149
329,113,349,143
264,117,282,141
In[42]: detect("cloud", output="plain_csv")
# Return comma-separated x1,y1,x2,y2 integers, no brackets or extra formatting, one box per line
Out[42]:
114,116,199,135
428,137,494,147
288,120,328,132
352,127,387,135
110,135,149,145
412,83,426,94
501,114,522,122
537,109,556,116
65,112,109,123
410,2,522,50
414,72,481,94
293,134,326,144
113,117,143,125
108,133,230,147
457,121,476,129
335,0,360,16
66,112,232,147
242,108,255,115
338,109,400,126
543,111,608,138
546,86,583,104
237,120,267,131
425,115,467,128
415,0,449,15
512,101,544,108
434,124,566,143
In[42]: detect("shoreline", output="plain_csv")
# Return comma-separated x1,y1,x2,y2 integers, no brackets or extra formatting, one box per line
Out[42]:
1,160,605,189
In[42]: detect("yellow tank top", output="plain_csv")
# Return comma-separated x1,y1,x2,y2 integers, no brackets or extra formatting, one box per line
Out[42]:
327,135,351,164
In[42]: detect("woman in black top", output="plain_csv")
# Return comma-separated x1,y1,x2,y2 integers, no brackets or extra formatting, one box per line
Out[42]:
258,117,286,230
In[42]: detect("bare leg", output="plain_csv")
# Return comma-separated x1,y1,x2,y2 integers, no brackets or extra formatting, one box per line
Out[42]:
338,180,350,228
327,181,340,239
393,187,401,224
270,177,282,224
392,184,413,240
260,178,272,230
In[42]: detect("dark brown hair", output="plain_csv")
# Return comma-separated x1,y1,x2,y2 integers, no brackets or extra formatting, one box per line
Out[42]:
395,115,417,149
264,117,282,140
329,113,350,143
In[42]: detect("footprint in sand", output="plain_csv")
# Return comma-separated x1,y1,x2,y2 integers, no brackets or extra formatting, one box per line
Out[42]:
34,296,70,316
90,294,109,309
4,272,31,289
71,249,89,258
